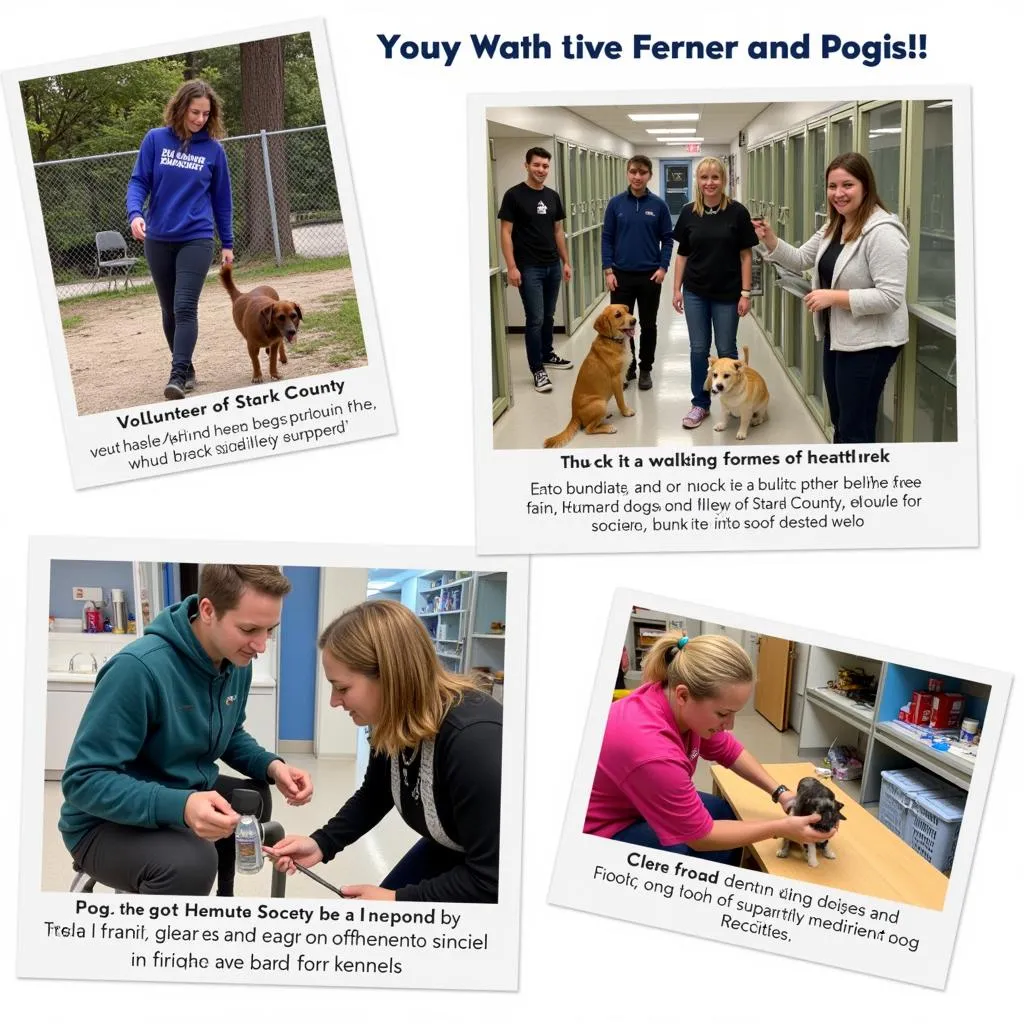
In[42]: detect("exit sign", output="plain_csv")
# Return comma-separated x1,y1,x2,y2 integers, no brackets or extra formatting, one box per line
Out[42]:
686,143,702,154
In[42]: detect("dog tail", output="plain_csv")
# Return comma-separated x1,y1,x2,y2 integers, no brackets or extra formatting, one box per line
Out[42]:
741,345,751,366
544,418,581,449
220,264,241,300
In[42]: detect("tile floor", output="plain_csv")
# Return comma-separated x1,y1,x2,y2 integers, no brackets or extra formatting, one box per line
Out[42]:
41,753,421,897
494,285,828,449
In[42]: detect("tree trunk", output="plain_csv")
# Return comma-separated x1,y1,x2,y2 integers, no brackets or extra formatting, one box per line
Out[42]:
239,38,295,261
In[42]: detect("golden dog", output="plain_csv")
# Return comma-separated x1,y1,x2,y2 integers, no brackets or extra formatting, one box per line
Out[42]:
544,305,637,448
706,346,770,440
220,265,303,384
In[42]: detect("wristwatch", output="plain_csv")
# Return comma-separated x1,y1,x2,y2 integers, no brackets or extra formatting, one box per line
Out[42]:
771,784,789,804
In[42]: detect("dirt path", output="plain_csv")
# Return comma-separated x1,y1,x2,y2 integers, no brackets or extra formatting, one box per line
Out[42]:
62,268,365,416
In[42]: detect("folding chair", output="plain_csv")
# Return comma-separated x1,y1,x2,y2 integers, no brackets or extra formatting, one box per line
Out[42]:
94,231,138,291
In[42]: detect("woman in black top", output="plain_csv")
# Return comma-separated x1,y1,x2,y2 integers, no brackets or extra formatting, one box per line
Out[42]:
267,599,502,903
670,157,759,430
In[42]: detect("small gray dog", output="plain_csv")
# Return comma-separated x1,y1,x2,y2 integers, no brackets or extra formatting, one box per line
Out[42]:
776,776,846,868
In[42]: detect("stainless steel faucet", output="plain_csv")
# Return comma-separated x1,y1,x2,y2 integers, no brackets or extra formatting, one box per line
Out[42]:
68,652,98,673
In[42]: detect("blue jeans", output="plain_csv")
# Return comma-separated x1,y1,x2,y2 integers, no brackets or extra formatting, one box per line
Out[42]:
823,341,902,444
145,237,215,380
520,262,562,373
683,289,740,409
610,791,742,866
379,837,469,896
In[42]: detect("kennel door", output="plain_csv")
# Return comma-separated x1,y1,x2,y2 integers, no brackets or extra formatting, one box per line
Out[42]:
754,635,794,731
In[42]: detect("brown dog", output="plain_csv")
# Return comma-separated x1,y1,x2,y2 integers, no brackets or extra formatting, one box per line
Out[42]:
705,346,770,440
544,304,637,448
220,265,303,384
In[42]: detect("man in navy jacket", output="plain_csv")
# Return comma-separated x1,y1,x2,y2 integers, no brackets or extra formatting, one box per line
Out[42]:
601,156,674,390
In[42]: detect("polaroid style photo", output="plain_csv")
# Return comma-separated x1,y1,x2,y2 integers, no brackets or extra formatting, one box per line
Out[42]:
20,537,525,991
470,88,976,554
3,18,395,488
548,588,1009,989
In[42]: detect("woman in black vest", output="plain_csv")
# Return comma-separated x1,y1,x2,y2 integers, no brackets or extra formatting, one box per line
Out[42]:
267,599,502,903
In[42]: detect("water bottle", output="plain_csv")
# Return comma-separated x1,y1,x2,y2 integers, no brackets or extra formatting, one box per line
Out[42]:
232,789,264,875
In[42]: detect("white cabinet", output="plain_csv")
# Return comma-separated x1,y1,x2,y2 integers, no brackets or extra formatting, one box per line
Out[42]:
45,683,94,779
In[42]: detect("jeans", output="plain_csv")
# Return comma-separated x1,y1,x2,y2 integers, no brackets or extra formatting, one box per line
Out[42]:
611,269,663,371
610,791,742,866
520,262,563,373
822,342,902,444
682,288,740,409
70,775,272,897
145,237,215,380
379,837,468,896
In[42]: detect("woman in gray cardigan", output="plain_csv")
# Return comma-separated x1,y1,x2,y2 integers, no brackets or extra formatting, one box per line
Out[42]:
753,153,908,443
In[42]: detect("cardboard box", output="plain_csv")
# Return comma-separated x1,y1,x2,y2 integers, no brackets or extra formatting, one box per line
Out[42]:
929,692,965,730
909,690,933,725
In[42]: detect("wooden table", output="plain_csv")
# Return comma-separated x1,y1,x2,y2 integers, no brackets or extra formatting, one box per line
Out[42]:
710,761,949,910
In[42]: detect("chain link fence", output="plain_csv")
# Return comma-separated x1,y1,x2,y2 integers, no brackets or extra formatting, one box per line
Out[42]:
32,125,348,296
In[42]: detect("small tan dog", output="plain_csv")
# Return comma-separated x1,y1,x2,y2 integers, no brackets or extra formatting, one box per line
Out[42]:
706,346,770,441
544,304,637,448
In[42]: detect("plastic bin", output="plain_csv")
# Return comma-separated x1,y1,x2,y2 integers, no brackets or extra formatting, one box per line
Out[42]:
878,767,950,841
908,790,966,873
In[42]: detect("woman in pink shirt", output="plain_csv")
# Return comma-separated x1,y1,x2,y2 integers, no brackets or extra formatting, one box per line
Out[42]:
586,632,835,865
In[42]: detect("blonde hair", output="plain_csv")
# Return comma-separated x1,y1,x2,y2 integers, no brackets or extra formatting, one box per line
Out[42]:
692,157,731,216
319,600,479,757
641,631,753,699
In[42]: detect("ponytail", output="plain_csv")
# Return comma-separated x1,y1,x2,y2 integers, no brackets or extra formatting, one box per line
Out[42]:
641,630,753,699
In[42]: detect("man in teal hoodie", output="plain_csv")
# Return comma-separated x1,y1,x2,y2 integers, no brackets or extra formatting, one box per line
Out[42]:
60,565,313,896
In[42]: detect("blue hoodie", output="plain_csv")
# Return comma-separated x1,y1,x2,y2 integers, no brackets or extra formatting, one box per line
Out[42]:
601,188,674,273
59,595,278,854
126,126,234,247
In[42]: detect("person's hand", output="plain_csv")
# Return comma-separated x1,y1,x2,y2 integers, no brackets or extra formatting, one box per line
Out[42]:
221,248,234,266
779,812,837,845
605,270,618,291
562,263,573,283
264,834,324,873
752,218,776,250
738,295,751,318
341,884,396,901
672,289,684,314
507,266,522,288
184,790,239,840
268,760,313,806
130,216,146,242
651,268,666,284
778,790,797,814
804,289,838,313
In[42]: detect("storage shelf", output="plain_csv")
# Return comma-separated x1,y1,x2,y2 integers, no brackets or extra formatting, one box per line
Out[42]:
49,631,140,643
805,686,875,731
874,722,973,790
472,632,505,640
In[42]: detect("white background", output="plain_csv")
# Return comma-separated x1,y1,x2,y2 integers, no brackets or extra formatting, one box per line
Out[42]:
1,0,1020,1018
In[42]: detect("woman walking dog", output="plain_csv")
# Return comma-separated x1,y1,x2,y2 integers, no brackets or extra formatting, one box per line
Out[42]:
126,79,234,401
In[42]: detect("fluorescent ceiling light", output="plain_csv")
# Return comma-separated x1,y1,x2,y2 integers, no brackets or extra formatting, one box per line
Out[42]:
658,137,704,143
368,579,397,591
629,113,700,121
646,128,697,134
927,100,953,109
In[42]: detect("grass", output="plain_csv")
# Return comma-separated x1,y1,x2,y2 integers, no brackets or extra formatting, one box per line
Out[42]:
291,292,365,366
61,314,84,330
57,254,351,306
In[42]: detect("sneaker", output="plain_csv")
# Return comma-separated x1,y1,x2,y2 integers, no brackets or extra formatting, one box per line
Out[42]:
638,370,653,391
533,370,553,393
543,353,574,370
164,376,186,400
184,364,197,391
682,405,709,429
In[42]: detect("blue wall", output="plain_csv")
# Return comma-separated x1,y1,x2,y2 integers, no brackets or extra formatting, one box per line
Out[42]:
278,566,321,742
50,560,136,620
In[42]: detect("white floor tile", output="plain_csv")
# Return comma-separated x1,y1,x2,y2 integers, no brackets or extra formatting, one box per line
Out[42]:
494,286,827,449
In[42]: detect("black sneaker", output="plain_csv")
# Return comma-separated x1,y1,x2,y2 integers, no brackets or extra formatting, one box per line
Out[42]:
184,365,196,392
639,370,653,391
624,358,637,387
543,353,574,370
533,370,553,393
164,376,186,400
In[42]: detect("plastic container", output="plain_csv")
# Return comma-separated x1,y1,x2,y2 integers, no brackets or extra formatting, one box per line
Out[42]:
878,767,950,841
959,718,980,743
908,790,966,873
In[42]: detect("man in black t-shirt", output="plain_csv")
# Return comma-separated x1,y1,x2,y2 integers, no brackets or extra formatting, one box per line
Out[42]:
498,147,574,394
